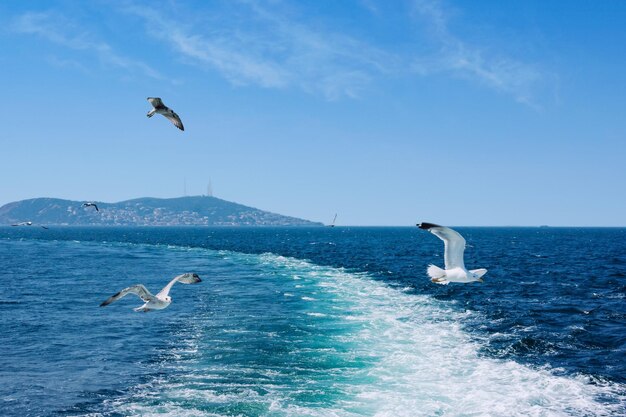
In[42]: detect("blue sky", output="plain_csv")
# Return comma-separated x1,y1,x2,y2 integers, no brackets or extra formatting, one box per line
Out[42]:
1,0,624,226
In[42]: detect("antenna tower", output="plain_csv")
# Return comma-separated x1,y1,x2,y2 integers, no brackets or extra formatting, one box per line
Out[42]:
207,178,213,197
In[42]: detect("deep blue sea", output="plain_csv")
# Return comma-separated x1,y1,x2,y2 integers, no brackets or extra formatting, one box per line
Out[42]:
0,226,624,416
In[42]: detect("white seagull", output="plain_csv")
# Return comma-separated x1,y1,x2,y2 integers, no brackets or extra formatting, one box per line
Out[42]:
83,202,99,211
100,273,201,312
418,222,487,285
11,221,33,226
146,97,184,131
11,221,48,229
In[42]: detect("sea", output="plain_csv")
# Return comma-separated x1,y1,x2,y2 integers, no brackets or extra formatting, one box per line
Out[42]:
0,226,624,417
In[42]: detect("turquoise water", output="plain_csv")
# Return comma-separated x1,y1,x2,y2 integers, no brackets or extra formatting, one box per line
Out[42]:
0,227,624,416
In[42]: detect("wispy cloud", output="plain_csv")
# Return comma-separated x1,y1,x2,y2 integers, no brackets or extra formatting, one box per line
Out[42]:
12,11,163,80
410,0,549,106
123,1,397,99
122,0,550,105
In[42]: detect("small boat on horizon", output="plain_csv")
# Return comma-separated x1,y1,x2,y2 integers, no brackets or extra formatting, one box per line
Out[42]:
328,213,337,227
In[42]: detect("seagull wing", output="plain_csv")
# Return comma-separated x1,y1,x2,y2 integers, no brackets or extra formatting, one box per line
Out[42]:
156,275,181,298
147,97,164,108
94,204,99,212
419,223,466,269
100,284,155,307
164,111,184,131
157,273,201,298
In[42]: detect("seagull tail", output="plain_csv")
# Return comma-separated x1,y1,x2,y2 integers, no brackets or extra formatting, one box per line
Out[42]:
427,265,448,284
427,264,445,279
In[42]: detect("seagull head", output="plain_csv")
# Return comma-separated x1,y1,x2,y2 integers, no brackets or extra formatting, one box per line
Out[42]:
178,272,202,284
470,268,488,283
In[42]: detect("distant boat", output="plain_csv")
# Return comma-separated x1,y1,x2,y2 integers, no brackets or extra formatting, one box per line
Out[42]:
328,213,337,227
539,225,550,228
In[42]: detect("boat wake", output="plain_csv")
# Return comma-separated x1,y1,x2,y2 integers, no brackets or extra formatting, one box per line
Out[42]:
103,249,625,417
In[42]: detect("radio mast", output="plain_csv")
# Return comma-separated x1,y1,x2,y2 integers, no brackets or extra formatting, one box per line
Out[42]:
207,178,213,197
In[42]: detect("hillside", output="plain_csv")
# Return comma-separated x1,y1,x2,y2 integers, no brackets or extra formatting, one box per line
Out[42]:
0,196,321,226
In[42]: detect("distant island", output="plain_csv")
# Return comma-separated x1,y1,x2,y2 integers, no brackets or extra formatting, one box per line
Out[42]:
0,196,322,227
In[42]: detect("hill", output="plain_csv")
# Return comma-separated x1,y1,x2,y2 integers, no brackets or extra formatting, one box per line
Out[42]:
0,196,322,226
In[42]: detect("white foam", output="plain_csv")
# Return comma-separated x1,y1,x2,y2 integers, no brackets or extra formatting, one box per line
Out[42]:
256,253,625,416
110,250,625,417
306,312,328,317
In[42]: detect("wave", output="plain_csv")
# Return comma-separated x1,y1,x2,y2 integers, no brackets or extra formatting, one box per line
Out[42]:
100,248,625,417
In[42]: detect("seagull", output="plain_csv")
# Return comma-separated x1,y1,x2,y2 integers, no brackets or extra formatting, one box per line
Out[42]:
146,97,184,131
100,273,201,312
83,202,99,212
11,221,48,229
11,221,32,226
417,222,487,285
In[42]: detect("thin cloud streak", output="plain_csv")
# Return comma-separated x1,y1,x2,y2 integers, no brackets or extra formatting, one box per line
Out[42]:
13,2,550,104
124,0,550,105
12,11,163,80
123,2,398,99
411,0,548,106
130,7,289,89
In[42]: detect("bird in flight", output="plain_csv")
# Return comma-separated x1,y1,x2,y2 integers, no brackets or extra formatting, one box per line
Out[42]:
11,221,33,226
146,97,184,131
417,222,487,285
11,221,48,229
83,202,99,211
100,273,202,312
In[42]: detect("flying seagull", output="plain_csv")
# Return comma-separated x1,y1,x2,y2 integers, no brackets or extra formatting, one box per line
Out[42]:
11,221,33,226
146,97,184,131
83,202,99,211
100,273,201,312
417,222,487,285
11,221,48,229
